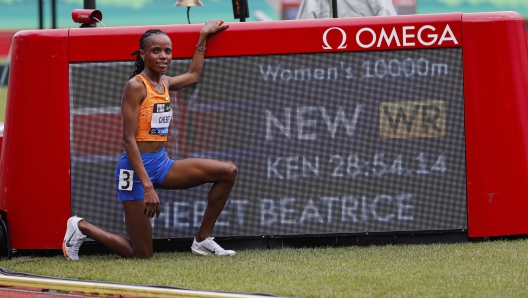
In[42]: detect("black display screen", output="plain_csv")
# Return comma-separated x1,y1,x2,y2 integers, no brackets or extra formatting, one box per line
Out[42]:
70,48,466,238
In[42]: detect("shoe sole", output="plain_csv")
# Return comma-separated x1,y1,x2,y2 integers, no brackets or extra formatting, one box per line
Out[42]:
191,248,212,256
62,241,68,259
62,217,77,260
191,248,235,256
217,252,236,256
62,241,76,260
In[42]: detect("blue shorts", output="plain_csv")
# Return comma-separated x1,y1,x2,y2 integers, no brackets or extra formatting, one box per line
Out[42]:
115,148,175,202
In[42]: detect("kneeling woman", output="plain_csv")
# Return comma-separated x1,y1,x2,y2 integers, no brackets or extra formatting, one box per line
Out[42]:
63,20,236,260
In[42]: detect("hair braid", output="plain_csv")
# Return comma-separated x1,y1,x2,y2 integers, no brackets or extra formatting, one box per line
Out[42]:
129,29,168,79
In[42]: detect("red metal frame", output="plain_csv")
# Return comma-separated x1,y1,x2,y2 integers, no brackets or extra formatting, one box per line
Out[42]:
0,31,16,56
0,29,71,249
1,12,528,249
69,13,462,61
462,12,528,237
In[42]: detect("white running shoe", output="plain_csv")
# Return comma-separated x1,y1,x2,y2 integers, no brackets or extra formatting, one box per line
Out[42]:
191,237,236,256
62,216,87,261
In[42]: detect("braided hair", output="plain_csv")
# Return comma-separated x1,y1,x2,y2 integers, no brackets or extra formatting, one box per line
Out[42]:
130,29,168,79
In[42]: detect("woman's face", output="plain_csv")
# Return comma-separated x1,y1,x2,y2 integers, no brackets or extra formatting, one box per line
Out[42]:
141,34,172,73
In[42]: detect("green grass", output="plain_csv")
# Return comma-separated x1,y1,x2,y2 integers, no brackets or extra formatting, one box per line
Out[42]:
1,240,528,297
0,85,6,123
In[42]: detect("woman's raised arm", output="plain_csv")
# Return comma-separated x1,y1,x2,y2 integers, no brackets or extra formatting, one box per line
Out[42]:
164,20,228,91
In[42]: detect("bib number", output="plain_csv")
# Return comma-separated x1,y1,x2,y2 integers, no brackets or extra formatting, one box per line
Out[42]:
150,103,171,136
118,169,134,191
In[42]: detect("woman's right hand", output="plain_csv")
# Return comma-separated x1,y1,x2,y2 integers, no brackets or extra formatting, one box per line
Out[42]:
143,185,160,218
200,19,228,37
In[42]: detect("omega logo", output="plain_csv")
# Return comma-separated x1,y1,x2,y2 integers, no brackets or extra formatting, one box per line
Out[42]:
322,27,348,50
322,24,458,50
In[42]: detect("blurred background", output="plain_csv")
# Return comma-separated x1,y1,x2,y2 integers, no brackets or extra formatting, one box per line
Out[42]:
1,0,528,123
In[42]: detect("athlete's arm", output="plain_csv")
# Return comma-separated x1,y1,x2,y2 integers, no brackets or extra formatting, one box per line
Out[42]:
163,20,228,91
121,77,160,218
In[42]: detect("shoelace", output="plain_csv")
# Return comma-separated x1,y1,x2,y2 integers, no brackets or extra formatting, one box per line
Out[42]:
73,233,87,249
204,237,224,252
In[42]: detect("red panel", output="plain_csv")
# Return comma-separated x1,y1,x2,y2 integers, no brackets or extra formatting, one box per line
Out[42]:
463,12,528,237
0,31,15,56
69,13,461,62
0,29,70,249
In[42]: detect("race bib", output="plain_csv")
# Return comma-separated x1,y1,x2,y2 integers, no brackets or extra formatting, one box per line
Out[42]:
118,169,134,191
150,103,171,136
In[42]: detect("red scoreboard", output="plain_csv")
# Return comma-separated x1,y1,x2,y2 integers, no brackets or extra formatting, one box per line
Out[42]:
2,12,528,249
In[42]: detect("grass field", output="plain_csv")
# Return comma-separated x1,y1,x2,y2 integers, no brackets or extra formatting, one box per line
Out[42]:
1,57,8,122
0,86,6,123
0,240,527,297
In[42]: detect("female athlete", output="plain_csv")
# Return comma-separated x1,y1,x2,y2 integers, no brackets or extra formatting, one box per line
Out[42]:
62,20,236,260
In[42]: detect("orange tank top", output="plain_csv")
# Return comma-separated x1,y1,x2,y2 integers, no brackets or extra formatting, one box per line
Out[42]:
135,74,171,141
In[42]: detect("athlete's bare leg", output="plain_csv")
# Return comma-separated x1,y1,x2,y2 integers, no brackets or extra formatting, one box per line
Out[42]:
159,158,237,242
77,159,235,257
77,200,153,259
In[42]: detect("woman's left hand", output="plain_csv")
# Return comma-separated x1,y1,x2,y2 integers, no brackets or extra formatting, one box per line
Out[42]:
200,19,228,37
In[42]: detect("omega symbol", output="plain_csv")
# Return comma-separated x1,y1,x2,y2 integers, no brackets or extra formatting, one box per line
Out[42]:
322,27,348,50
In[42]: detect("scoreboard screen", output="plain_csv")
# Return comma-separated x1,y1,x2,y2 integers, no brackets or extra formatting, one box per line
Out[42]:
70,48,466,238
